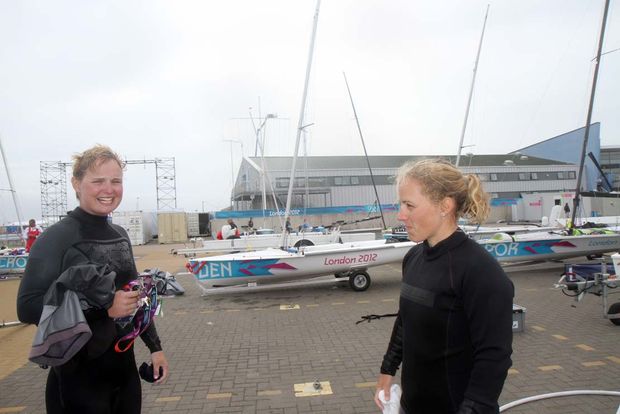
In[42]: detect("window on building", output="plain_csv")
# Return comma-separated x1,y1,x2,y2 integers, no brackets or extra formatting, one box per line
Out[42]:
531,172,538,180
568,171,576,179
490,173,498,181
351,176,360,185
518,173,528,180
334,177,343,185
557,172,564,179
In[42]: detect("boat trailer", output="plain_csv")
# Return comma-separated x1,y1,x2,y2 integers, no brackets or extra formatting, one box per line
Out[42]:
554,253,620,325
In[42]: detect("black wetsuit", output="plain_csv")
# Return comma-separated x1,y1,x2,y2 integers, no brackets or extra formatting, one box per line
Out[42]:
17,207,162,414
381,230,513,414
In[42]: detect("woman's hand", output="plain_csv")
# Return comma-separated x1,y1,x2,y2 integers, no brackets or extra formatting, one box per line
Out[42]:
374,373,394,411
107,290,140,318
151,351,169,384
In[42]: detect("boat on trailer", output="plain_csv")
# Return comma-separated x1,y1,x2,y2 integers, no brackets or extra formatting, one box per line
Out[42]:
173,230,376,257
0,253,28,274
479,230,620,263
187,239,415,292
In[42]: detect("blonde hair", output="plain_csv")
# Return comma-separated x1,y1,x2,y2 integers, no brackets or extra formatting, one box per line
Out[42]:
396,158,490,224
72,145,124,180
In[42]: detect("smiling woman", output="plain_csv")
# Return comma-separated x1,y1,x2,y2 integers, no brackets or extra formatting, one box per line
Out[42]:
17,144,169,414
71,146,125,216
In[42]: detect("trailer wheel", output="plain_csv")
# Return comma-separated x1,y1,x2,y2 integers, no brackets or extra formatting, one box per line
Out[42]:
294,239,314,248
608,302,620,326
349,271,371,292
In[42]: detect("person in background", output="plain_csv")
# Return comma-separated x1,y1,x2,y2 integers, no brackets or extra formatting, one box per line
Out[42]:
23,219,43,253
549,199,563,227
285,218,293,233
563,202,571,218
375,159,513,414
17,144,168,413
299,218,311,232
248,217,254,233
221,218,240,239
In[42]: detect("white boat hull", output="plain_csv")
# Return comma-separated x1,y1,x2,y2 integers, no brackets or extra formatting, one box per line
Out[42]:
188,239,415,287
0,254,28,273
176,231,376,256
479,233,620,262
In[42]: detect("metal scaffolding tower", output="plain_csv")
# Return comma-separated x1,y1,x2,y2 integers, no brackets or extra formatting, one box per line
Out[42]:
125,157,177,211
39,161,70,225
40,157,176,224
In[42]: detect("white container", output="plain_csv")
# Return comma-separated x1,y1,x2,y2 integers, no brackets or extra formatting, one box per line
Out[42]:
111,211,156,246
187,212,200,237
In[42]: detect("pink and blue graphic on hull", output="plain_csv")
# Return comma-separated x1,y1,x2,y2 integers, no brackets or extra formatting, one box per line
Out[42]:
483,239,577,260
187,258,297,280
0,255,28,271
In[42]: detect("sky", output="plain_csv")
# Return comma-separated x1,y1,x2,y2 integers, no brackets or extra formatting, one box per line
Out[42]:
0,0,618,224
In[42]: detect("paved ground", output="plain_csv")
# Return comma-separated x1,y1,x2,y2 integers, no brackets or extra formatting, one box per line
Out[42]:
1,243,619,413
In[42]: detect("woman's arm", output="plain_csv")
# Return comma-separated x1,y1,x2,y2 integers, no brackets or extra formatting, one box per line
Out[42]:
375,314,403,410
17,229,69,324
459,252,514,412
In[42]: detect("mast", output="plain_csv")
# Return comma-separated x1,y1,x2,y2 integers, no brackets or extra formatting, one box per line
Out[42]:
569,0,611,233
281,0,321,247
455,4,490,167
0,135,25,239
342,72,387,230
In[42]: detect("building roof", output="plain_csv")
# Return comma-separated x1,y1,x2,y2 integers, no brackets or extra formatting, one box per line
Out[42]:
511,123,600,153
246,154,572,171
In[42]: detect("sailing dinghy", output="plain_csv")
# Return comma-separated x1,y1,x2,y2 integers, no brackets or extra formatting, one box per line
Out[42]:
187,239,415,292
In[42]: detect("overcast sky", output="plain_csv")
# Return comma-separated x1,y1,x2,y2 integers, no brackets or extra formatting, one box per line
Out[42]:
0,0,618,224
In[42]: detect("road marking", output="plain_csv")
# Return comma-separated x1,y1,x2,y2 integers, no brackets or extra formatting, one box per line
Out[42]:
355,382,376,388
199,309,214,314
582,361,606,367
356,300,370,304
156,396,181,402
607,356,620,364
508,368,519,375
552,334,568,341
532,326,546,332
576,344,595,351
252,308,266,311
381,299,396,302
280,304,300,310
331,302,345,306
294,381,333,397
257,390,282,396
306,304,319,308
206,393,232,400
0,408,25,413
225,309,241,312
538,365,563,371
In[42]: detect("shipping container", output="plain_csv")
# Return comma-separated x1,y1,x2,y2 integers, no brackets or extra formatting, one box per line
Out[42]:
111,211,156,246
198,213,211,236
187,213,200,237
158,212,188,244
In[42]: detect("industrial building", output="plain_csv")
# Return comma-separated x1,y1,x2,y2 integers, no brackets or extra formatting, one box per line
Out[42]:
219,123,617,229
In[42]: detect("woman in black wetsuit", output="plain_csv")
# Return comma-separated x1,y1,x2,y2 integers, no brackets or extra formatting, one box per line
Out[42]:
17,145,169,413
374,159,513,414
